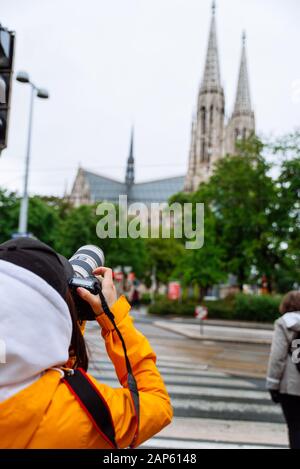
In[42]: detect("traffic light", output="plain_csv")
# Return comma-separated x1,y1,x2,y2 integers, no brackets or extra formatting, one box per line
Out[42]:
0,25,15,153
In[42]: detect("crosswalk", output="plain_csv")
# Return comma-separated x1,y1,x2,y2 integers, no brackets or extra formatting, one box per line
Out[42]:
85,322,288,449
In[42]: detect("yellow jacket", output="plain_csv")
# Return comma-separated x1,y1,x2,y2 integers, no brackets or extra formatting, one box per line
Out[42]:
0,296,173,448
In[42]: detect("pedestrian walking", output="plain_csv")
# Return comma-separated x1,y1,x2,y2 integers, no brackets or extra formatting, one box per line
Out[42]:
267,291,300,449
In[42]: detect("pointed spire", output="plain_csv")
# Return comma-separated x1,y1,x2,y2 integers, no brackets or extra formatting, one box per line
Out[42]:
233,31,252,115
201,1,221,90
212,0,216,15
125,128,135,187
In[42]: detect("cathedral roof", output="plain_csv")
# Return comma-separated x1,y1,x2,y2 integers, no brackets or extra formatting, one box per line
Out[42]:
82,169,184,204
83,170,125,202
128,175,185,203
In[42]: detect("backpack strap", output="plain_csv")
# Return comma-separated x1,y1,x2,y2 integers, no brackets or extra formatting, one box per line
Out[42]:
62,368,118,449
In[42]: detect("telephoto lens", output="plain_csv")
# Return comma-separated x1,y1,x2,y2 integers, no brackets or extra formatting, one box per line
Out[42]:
69,245,105,278
68,245,105,321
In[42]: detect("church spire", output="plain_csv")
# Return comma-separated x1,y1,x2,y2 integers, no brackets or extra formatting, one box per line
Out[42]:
233,31,252,115
201,1,221,90
225,31,255,155
184,1,225,192
125,128,135,187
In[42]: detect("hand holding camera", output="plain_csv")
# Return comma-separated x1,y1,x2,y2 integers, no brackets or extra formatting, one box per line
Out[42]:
67,245,117,320
77,267,117,316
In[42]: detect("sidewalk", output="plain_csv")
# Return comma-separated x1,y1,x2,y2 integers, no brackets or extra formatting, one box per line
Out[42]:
154,319,274,345
169,317,274,330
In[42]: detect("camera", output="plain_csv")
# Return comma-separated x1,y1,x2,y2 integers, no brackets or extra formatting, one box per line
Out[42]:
68,245,105,321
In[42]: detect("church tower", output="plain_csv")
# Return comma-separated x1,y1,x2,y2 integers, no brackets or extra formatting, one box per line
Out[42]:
225,32,255,155
184,1,225,192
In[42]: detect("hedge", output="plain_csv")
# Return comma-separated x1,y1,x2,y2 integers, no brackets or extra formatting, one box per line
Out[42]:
148,293,282,323
234,294,282,322
140,293,152,305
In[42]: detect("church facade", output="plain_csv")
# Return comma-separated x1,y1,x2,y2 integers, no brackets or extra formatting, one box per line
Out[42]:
70,1,255,205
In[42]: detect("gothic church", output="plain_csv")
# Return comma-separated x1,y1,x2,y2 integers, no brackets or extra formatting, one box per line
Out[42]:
70,1,255,205
184,1,255,192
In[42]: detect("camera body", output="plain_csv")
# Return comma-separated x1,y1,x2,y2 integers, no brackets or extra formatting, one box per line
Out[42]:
68,245,105,321
69,276,101,321
69,276,101,295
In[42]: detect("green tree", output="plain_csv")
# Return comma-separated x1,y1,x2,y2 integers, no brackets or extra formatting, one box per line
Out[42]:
27,196,61,247
55,203,149,277
169,189,225,299
271,132,300,290
55,204,104,258
201,137,279,290
0,190,61,247
106,236,148,279
0,189,19,242
145,237,185,288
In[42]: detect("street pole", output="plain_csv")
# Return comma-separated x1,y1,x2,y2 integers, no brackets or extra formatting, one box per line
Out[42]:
18,84,35,234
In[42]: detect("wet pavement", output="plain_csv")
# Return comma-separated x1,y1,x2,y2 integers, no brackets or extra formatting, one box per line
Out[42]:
84,311,287,449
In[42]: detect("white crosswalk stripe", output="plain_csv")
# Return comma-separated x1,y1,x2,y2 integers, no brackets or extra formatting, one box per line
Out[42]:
85,322,288,449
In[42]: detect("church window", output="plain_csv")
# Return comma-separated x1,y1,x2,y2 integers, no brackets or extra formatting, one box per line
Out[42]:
201,107,206,133
210,105,213,125
201,140,206,162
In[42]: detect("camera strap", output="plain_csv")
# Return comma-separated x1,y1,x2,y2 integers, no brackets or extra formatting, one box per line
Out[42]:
63,290,140,448
62,367,118,449
98,288,140,447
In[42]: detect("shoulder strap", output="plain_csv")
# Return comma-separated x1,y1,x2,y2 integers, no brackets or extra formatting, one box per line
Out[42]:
62,368,117,449
63,288,140,449
98,288,140,447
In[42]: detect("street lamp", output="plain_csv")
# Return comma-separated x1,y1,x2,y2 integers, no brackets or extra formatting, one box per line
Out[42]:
16,71,49,235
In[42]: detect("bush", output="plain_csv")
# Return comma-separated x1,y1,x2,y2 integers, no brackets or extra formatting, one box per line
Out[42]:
148,299,195,316
140,293,152,305
203,298,235,320
147,293,282,323
234,293,281,322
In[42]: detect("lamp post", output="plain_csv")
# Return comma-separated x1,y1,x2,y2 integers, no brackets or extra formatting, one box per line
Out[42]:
16,71,49,235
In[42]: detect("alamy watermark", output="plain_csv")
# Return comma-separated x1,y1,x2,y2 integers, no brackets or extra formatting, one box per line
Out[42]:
95,195,204,250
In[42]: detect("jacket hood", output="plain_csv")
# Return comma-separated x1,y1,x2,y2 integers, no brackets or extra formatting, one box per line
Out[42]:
0,259,72,403
282,311,300,331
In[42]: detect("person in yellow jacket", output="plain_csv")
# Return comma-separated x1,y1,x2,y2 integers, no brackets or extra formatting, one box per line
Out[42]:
0,238,173,448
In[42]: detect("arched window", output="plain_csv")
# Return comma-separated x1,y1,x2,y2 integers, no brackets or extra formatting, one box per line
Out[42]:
201,140,206,162
210,105,213,125
200,107,206,162
201,106,206,134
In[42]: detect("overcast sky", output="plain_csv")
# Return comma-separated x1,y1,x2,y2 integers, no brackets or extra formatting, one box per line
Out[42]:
0,0,299,196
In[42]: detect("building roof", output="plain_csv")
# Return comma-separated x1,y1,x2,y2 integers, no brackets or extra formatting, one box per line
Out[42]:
83,169,184,204
129,175,185,203
84,170,125,202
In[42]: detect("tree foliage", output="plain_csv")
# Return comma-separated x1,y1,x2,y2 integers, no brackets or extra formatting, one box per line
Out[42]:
0,132,299,294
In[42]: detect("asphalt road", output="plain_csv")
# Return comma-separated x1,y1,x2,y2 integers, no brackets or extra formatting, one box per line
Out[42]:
84,315,288,449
